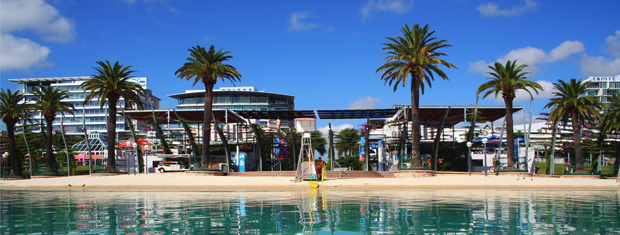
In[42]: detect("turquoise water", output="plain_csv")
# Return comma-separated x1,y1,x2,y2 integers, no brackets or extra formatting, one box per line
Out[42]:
1,189,619,234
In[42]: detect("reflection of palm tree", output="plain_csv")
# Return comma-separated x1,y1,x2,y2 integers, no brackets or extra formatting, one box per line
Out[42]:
0,89,32,177
377,24,457,163
335,128,361,158
175,45,241,161
31,85,75,174
600,93,620,175
545,79,602,172
81,61,145,172
476,60,542,168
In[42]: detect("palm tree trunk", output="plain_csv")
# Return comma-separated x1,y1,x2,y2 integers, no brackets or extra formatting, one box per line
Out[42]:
504,97,515,168
6,121,19,177
410,78,421,164
202,83,214,164
571,112,584,171
106,97,118,172
44,117,56,174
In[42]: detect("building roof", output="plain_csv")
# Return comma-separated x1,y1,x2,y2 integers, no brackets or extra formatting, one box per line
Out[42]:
8,76,91,84
235,110,316,120
123,109,247,124
316,106,523,126
393,105,523,126
317,109,399,119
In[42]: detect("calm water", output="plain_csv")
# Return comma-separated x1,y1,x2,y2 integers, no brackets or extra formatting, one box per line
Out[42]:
1,189,619,234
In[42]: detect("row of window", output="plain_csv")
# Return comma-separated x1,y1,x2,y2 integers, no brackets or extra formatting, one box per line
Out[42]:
180,95,288,105
587,82,620,89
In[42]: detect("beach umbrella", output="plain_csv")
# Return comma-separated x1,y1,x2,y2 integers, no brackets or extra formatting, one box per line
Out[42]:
137,138,152,145
117,140,134,148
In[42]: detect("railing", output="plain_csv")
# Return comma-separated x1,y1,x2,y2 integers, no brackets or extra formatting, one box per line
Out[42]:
189,155,227,172
333,161,343,178
493,156,528,172
271,160,282,176
398,154,431,170
563,161,619,175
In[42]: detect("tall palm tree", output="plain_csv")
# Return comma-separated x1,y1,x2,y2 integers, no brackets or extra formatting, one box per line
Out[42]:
0,89,32,177
335,128,361,158
31,86,75,174
175,45,241,161
477,60,542,168
545,79,602,172
600,93,620,175
81,61,145,172
377,24,457,163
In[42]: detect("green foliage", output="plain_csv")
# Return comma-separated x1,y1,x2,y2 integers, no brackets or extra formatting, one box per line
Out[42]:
176,45,241,157
81,60,145,171
336,156,364,170
335,128,361,158
377,24,457,157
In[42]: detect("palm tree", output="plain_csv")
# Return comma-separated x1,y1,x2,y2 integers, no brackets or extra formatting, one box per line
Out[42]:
0,89,32,177
335,128,361,158
175,45,241,161
377,24,457,163
600,93,620,175
80,61,145,172
476,60,542,168
30,86,75,174
545,79,602,172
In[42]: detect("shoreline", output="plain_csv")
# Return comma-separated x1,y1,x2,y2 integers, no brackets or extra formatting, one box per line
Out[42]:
0,173,618,191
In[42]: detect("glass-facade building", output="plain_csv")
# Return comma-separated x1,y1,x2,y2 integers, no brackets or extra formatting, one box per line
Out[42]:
169,86,294,111
8,76,160,138
584,74,620,103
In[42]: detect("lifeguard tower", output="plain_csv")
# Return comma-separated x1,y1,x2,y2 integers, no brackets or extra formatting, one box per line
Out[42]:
294,118,318,181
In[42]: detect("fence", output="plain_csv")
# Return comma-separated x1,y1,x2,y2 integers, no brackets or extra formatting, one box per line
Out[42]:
188,155,229,172
398,154,431,170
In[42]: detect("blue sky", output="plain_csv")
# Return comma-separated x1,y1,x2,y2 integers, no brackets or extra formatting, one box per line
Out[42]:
2,0,620,133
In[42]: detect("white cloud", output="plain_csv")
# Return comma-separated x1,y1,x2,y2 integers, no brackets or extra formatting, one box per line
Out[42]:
579,30,620,76
360,0,412,20
480,79,554,104
468,60,489,74
604,30,620,58
317,124,355,137
0,0,74,72
549,40,585,62
477,0,538,17
0,33,51,72
469,40,584,76
514,80,555,102
579,54,620,76
289,11,320,32
347,96,383,109
0,0,75,42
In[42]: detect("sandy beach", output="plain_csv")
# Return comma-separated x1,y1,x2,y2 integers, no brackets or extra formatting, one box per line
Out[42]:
0,172,619,190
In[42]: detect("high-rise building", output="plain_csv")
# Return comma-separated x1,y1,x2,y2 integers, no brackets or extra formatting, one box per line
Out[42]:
8,76,160,139
584,74,620,103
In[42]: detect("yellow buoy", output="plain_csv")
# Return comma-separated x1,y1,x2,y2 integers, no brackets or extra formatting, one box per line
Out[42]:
308,181,319,189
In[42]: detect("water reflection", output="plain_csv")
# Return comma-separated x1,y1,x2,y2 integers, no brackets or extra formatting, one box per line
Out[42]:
1,189,619,234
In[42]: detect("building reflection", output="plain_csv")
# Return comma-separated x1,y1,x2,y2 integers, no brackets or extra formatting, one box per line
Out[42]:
1,190,619,234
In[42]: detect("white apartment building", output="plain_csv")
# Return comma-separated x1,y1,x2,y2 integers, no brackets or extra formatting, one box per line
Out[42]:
584,74,620,103
9,76,160,140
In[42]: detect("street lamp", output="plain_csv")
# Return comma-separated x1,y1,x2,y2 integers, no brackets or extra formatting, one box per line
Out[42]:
482,138,489,177
2,152,8,180
466,142,472,176
132,142,138,176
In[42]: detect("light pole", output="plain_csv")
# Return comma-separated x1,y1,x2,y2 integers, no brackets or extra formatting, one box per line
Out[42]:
2,152,8,180
482,138,489,177
132,142,138,176
466,142,472,176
